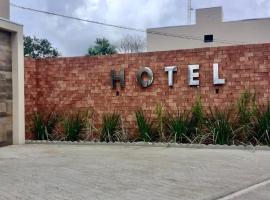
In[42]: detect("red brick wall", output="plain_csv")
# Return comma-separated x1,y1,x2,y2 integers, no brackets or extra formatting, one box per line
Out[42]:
25,59,38,139
24,43,270,139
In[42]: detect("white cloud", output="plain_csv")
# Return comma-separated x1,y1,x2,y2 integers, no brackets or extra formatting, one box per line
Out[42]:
10,0,270,56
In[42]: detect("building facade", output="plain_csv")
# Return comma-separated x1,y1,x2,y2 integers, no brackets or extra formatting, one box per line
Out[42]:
0,0,25,145
0,0,10,19
147,7,270,51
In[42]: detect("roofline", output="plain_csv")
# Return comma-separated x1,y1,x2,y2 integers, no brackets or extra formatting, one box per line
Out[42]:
0,17,23,27
196,6,222,10
147,17,270,31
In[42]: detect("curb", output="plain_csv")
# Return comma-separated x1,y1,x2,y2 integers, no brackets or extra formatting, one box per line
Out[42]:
25,140,270,151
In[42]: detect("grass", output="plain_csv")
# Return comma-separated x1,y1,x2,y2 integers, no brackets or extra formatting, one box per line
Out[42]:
155,103,167,142
235,90,257,144
33,112,47,140
166,111,189,143
205,107,234,145
135,110,153,142
32,111,58,140
188,96,204,140
255,104,270,145
100,112,121,142
31,90,270,146
63,111,88,142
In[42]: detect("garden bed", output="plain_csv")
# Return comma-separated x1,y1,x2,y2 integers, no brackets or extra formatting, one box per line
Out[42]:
28,90,270,147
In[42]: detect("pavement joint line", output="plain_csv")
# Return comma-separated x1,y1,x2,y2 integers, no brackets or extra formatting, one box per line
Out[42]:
215,178,270,200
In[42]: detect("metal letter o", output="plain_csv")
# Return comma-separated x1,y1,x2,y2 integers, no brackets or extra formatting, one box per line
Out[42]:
136,67,154,88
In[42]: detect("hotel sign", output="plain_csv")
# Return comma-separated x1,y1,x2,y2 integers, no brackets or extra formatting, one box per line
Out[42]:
111,63,225,88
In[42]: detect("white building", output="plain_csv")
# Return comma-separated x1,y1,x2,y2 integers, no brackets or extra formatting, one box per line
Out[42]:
147,7,270,51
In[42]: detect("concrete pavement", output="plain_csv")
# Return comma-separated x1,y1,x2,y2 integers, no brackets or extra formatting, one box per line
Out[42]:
0,144,270,200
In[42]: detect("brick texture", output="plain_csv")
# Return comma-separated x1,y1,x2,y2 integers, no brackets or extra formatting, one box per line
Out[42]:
25,43,270,139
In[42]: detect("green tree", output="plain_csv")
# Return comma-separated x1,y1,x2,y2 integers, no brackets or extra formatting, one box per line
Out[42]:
24,36,60,58
87,38,117,56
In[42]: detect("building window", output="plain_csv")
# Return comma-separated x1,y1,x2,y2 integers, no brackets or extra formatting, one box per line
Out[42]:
204,35,213,43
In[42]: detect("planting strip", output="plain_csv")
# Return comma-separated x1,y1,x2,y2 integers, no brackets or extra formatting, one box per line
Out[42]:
25,140,270,151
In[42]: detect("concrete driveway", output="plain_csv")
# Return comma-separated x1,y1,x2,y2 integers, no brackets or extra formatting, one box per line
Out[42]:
0,144,270,200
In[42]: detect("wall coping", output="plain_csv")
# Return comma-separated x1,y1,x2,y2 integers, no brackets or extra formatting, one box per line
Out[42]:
24,42,270,62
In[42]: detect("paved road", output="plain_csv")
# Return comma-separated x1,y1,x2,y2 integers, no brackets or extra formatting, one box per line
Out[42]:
0,144,270,200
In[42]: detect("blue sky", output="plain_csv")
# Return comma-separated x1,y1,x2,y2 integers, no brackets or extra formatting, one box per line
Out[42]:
10,0,270,56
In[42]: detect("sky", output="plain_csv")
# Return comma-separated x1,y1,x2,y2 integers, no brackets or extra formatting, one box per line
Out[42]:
10,0,270,56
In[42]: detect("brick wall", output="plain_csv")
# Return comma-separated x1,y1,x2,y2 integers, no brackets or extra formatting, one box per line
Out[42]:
25,59,37,139
0,30,12,145
25,43,270,139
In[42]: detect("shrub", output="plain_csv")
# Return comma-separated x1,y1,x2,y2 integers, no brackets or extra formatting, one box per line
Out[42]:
30,90,270,147
155,103,167,142
205,107,234,145
79,109,98,141
46,112,59,140
188,96,204,139
235,90,257,144
237,90,257,124
63,111,88,141
255,103,270,145
135,110,153,142
167,111,189,143
33,112,46,140
100,112,121,142
32,111,58,140
50,123,66,141
119,116,129,142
